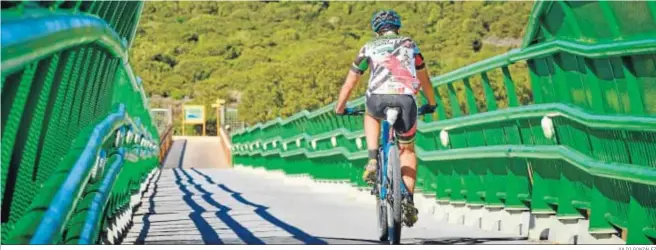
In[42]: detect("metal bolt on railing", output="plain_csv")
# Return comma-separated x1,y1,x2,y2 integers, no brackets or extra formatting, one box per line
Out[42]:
355,137,363,150
440,130,450,147
541,116,555,139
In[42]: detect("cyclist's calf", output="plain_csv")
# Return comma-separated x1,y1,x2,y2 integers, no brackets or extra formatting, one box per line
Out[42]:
398,142,415,154
398,142,418,193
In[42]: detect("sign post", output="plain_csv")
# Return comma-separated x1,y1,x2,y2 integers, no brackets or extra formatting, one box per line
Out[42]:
182,105,206,136
211,99,226,136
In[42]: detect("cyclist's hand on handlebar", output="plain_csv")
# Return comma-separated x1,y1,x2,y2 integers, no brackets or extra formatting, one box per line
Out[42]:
336,107,361,116
340,107,357,115
335,107,351,115
419,104,437,114
335,105,345,115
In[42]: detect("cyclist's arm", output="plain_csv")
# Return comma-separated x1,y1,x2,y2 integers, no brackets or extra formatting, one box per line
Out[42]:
335,71,361,114
335,47,368,114
414,45,437,106
417,69,436,106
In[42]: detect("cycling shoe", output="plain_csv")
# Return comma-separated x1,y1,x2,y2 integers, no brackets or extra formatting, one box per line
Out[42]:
362,160,377,185
402,197,418,227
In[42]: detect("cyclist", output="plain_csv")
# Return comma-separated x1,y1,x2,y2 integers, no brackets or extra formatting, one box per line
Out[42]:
334,10,437,227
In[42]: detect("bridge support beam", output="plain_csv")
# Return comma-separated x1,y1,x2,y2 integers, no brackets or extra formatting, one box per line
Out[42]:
500,209,531,236
577,219,625,244
445,202,467,225
464,205,485,229
481,206,504,231
548,216,585,244
414,194,440,220
431,200,450,222
528,212,556,241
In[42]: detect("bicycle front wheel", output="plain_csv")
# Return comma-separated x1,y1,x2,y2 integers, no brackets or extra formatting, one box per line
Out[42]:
376,193,388,242
376,147,389,241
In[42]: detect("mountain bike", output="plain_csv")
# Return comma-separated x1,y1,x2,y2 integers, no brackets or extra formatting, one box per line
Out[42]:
342,106,431,244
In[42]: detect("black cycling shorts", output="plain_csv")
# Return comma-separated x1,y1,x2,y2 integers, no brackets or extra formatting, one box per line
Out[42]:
365,94,418,144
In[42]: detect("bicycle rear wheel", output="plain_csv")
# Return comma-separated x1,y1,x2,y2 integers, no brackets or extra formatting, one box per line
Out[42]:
387,146,402,244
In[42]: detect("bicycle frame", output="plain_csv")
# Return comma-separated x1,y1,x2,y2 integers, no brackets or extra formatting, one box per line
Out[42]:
378,120,409,202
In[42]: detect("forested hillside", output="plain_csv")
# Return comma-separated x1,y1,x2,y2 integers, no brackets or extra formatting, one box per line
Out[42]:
130,1,533,128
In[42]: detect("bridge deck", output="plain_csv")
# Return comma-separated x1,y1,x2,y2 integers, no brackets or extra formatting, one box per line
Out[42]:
125,138,537,245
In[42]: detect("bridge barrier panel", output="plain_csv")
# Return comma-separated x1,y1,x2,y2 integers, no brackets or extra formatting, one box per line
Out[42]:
232,0,656,244
1,0,160,244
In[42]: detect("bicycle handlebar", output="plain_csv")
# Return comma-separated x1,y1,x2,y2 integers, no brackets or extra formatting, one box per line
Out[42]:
338,107,435,116
340,108,366,116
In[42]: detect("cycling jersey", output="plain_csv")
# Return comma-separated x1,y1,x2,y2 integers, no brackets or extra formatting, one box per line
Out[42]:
351,34,426,97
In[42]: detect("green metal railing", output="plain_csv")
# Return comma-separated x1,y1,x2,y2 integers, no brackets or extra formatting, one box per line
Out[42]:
232,1,656,244
1,0,160,244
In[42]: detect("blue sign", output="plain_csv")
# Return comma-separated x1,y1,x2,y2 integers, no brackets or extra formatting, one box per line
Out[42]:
183,105,205,124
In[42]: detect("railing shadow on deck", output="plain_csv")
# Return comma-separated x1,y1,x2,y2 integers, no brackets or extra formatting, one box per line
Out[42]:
134,172,161,244
411,236,530,245
133,139,326,245
309,236,529,245
190,168,327,245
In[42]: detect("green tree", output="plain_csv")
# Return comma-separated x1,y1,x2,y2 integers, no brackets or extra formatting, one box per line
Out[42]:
130,1,533,126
